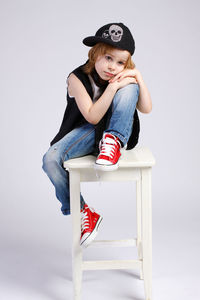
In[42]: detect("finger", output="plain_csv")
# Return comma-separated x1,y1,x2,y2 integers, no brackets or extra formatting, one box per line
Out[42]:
120,75,134,82
126,78,137,85
117,75,127,82
131,78,138,84
110,74,121,82
118,74,131,81
113,70,126,80
128,76,137,82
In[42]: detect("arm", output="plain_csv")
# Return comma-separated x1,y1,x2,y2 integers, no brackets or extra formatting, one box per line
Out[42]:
109,68,152,114
67,73,136,125
135,71,152,113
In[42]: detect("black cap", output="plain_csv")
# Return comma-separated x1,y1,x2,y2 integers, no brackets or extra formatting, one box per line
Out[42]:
83,23,135,55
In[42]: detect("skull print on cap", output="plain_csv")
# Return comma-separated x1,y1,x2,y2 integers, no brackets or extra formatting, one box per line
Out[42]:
108,25,123,42
83,22,135,55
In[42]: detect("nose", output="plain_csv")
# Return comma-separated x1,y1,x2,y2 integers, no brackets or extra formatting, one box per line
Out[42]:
108,61,115,71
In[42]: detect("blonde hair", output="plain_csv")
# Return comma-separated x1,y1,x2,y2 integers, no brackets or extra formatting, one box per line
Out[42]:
83,42,135,74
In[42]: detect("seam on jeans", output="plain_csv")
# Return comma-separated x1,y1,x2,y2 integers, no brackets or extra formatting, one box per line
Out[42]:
125,116,134,136
62,127,95,163
120,97,138,144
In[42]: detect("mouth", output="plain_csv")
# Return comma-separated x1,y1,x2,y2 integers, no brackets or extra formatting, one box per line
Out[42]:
104,72,114,77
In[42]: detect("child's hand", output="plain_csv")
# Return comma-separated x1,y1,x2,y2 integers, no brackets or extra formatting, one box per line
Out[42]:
109,68,141,84
109,76,137,91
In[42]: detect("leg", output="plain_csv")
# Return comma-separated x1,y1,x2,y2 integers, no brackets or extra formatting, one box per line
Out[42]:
95,84,139,171
141,168,152,300
105,83,139,146
70,169,82,300
42,123,95,215
136,179,144,280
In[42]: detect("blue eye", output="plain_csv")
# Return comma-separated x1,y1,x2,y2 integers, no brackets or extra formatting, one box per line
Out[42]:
118,61,124,65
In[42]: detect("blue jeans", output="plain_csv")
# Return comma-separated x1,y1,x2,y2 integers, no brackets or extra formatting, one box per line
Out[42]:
42,84,139,215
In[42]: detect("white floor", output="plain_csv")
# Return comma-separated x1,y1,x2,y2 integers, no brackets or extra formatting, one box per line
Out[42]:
1,206,200,300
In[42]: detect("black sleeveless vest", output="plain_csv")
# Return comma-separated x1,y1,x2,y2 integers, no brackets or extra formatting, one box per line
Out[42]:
50,62,140,155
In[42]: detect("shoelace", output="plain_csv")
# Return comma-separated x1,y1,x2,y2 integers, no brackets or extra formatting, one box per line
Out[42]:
100,137,119,158
94,135,120,184
81,207,95,232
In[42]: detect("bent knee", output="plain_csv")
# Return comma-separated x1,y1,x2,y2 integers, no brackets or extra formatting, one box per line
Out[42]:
42,148,61,172
42,152,50,172
116,83,139,96
42,153,63,179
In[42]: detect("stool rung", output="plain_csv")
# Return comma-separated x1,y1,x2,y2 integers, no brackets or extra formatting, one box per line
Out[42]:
88,238,137,248
82,259,142,271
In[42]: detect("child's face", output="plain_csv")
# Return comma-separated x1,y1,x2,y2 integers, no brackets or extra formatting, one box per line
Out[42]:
95,48,129,81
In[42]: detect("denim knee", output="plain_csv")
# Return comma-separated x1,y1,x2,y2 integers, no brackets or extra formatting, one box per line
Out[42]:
42,147,61,174
115,83,139,98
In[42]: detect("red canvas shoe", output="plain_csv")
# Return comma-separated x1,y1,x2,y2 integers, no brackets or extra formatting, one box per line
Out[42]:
80,203,103,248
95,133,122,171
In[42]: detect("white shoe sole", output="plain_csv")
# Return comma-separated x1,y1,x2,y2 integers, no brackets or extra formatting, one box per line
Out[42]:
94,147,127,172
80,216,103,248
94,162,119,171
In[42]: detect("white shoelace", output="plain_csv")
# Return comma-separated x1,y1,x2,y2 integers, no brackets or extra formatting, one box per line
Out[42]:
100,137,118,158
81,207,95,232
94,136,120,184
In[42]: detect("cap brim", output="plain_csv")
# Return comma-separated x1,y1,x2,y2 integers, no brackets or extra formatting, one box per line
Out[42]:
83,36,126,50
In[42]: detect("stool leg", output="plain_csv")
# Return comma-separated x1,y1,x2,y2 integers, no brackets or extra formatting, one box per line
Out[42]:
136,179,143,280
141,168,152,300
70,170,83,300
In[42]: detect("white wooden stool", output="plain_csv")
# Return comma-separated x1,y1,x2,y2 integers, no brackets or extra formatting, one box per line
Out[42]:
64,147,155,300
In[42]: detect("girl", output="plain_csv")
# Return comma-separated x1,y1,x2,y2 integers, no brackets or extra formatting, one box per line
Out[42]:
42,23,152,247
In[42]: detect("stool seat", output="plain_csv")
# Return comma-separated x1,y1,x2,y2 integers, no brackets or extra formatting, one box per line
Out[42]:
64,147,155,300
64,146,155,169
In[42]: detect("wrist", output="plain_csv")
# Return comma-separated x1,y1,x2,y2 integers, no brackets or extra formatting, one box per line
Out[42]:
135,71,143,84
108,82,118,93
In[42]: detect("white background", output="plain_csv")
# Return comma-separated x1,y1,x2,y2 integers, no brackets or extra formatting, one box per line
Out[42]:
0,0,200,299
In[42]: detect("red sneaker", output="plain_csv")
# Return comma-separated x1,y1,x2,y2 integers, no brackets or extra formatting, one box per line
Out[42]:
80,203,103,248
95,133,122,171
